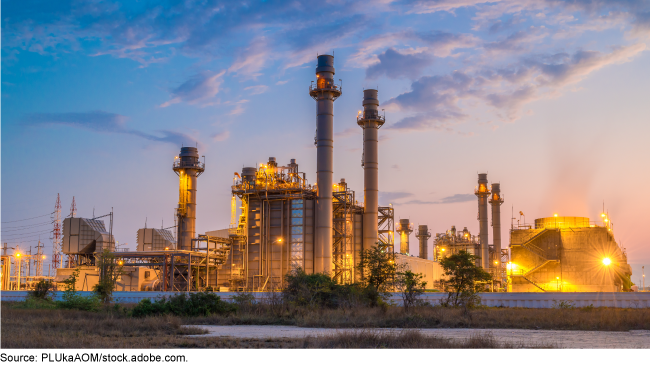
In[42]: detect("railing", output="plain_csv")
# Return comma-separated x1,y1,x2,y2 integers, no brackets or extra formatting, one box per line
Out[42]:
357,113,385,123
173,160,205,170
309,83,342,94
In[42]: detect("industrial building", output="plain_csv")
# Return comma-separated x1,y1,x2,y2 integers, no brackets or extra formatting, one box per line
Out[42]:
508,216,632,292
432,174,508,288
2,53,633,294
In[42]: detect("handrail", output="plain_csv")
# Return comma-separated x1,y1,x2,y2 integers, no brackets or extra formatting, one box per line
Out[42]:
173,160,205,169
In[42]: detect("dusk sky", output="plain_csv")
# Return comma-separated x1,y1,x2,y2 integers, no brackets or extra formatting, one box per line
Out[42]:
2,0,649,285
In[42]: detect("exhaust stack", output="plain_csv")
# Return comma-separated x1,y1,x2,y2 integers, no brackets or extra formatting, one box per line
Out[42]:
415,225,431,259
490,183,504,280
357,89,385,251
475,173,490,269
396,219,413,254
173,147,205,250
309,55,341,274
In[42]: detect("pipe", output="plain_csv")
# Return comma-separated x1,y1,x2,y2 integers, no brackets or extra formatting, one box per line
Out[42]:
475,173,490,269
415,225,431,260
173,147,204,251
490,183,504,281
357,89,384,251
309,55,341,274
396,219,413,254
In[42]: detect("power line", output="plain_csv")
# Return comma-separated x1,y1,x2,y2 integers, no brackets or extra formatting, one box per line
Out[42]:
1,212,54,224
1,222,53,232
1,220,53,229
1,228,53,238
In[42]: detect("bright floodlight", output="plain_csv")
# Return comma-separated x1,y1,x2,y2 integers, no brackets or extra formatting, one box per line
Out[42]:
602,257,611,266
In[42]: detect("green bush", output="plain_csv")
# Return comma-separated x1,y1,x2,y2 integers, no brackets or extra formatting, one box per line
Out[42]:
131,292,236,317
56,267,101,312
29,280,54,300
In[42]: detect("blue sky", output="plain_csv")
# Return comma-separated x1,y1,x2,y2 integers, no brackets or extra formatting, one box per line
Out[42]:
2,0,650,285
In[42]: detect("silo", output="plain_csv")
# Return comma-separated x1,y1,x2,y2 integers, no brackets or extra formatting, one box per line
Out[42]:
415,225,431,259
475,173,490,269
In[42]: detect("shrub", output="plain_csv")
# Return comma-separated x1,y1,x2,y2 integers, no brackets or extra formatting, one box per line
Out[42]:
395,270,427,311
56,268,101,312
131,292,236,317
439,250,492,309
283,268,337,308
232,292,256,311
29,280,54,301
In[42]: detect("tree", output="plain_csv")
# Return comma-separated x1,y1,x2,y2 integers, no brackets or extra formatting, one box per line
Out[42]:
440,250,492,308
356,244,400,292
283,267,336,308
395,270,427,311
92,249,124,304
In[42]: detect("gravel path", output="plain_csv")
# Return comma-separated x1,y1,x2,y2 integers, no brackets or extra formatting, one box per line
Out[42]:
183,325,650,348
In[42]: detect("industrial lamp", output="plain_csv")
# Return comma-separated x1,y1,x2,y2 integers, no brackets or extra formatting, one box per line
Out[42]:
602,257,611,266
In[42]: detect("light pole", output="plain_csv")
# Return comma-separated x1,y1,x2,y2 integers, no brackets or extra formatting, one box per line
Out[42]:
14,252,22,290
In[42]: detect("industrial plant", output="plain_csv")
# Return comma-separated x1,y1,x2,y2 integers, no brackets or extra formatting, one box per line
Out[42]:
0,55,633,294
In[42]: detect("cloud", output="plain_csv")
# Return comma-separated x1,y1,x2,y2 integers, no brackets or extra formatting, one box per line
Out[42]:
276,80,289,85
211,130,230,142
335,127,360,138
244,85,269,95
227,100,249,115
228,38,270,79
379,191,413,205
160,70,226,107
23,111,197,146
484,27,548,55
366,48,433,79
384,44,646,131
403,193,476,204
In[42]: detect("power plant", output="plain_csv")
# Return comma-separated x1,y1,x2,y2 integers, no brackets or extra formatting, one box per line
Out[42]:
0,54,633,294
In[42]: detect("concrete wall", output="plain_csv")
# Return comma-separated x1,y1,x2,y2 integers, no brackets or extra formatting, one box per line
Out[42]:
4,290,650,308
396,254,444,290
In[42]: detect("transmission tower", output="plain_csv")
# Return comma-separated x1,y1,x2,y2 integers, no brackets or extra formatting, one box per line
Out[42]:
70,196,77,217
52,194,62,269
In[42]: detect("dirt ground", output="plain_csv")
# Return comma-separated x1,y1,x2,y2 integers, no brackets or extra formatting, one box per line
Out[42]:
184,325,650,349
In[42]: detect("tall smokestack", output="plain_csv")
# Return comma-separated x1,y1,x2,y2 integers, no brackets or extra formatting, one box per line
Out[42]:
490,183,504,281
416,225,431,259
396,219,413,254
309,55,341,274
173,147,205,250
357,89,384,251
475,173,490,269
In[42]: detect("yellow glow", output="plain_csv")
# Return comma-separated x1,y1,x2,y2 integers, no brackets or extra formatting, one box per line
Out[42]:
15,253,21,258
601,213,606,217
604,218,608,222
441,248,445,252
42,255,46,259
165,247,169,250
118,260,124,266
602,257,611,266
278,238,282,242
494,261,498,265
554,213,558,217
556,277,560,280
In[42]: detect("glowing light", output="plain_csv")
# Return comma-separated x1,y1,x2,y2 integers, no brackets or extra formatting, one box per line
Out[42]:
554,214,558,217
278,238,283,242
556,277,560,280
164,247,169,250
602,257,611,266
42,255,46,259
118,260,124,266
494,261,498,265
604,218,608,222
15,253,21,258
441,248,445,252
601,213,606,217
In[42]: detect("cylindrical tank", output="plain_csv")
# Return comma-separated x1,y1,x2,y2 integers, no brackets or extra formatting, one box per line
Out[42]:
309,55,342,274
357,89,385,251
475,173,490,269
173,147,204,251
397,218,413,254
415,225,431,259
242,167,257,185
490,183,504,281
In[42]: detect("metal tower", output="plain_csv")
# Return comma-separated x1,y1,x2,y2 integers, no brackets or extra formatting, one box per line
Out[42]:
357,89,385,251
396,218,413,254
309,54,341,274
52,194,62,269
416,225,431,260
173,147,205,251
490,183,505,283
70,196,77,217
475,173,490,269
